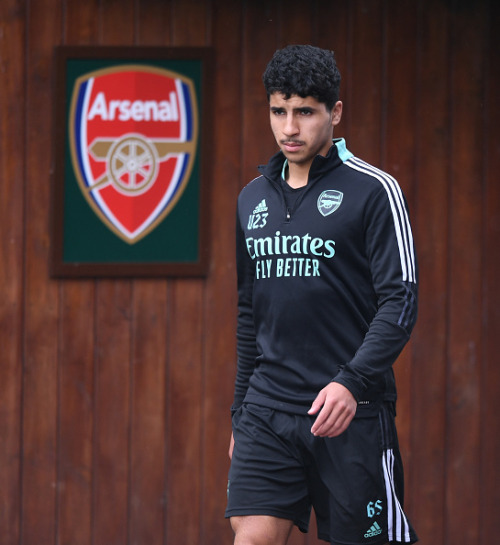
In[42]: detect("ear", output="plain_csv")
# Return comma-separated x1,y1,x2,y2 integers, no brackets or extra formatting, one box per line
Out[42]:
331,101,343,127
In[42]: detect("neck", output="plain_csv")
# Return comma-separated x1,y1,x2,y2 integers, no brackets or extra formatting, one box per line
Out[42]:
285,161,310,188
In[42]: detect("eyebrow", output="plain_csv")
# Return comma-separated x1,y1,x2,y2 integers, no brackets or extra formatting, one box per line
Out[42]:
270,106,315,113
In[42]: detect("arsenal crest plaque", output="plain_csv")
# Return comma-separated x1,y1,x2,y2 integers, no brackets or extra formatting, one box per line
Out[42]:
51,46,212,277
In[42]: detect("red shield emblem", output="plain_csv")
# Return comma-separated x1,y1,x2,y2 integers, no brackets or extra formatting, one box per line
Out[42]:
69,66,198,243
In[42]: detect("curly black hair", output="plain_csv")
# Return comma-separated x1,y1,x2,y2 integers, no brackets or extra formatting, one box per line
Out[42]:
262,45,341,110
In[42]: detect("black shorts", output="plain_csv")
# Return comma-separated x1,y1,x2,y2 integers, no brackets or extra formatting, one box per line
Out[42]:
225,402,418,545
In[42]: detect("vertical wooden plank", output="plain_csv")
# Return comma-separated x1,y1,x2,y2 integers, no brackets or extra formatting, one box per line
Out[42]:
93,281,132,545
0,2,25,544
129,282,168,545
21,0,62,543
383,0,419,515
56,4,99,545
200,1,242,543
64,0,100,45
348,0,384,164
481,1,500,541
165,2,209,543
92,3,135,545
410,2,450,542
446,1,486,543
165,282,204,544
277,0,314,45
316,0,350,143
136,0,172,46
128,4,171,545
171,0,209,43
58,283,95,545
241,0,280,186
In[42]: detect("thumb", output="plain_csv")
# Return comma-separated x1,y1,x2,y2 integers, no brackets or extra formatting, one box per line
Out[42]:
308,390,325,415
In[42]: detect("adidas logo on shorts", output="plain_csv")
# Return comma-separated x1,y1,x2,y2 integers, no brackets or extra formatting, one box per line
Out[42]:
364,521,382,538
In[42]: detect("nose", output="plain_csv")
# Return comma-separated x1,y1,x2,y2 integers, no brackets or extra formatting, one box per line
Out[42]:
283,114,299,136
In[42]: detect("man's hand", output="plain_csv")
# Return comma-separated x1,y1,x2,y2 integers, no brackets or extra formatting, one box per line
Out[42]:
228,432,235,459
308,382,357,437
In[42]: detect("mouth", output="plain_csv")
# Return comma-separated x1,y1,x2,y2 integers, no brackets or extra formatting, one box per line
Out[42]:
281,140,304,153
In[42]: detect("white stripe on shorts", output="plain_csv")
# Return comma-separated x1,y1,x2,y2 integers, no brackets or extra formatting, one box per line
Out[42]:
382,448,413,543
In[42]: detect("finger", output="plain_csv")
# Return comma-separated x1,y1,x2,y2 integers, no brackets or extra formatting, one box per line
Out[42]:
308,390,326,416
310,414,324,435
311,403,337,435
320,410,354,438
313,400,356,437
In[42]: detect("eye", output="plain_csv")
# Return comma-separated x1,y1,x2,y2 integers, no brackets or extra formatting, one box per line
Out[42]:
299,108,313,116
271,108,286,116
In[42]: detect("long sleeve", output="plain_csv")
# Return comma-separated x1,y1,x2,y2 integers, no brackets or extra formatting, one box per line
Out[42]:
332,167,418,401
231,208,259,414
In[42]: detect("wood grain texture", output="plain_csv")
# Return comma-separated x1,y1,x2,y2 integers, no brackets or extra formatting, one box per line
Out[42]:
349,0,384,165
480,2,500,540
21,0,62,543
0,1,25,543
0,1,498,544
383,2,419,483
165,4,209,544
408,0,451,541
57,5,99,545
446,2,487,543
200,1,242,543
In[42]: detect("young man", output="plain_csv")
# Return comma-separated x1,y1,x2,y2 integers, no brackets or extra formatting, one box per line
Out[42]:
226,45,418,545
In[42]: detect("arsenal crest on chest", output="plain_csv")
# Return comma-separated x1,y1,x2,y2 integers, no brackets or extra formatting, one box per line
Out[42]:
317,190,343,217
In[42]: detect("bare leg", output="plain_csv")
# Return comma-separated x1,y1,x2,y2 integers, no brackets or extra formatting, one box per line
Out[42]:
230,515,294,545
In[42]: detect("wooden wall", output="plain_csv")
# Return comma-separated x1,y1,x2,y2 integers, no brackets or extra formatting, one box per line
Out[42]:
0,1,498,544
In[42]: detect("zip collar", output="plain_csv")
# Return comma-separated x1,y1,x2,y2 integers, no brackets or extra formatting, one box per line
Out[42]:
257,138,352,186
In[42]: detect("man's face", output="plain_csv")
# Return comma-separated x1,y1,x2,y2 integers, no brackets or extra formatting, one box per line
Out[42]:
269,93,342,168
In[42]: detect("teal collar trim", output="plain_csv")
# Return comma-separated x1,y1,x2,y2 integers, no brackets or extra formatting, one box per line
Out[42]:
280,138,352,181
334,138,354,162
281,159,288,181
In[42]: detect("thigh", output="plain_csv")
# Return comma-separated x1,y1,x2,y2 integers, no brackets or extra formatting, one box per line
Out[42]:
310,402,418,544
225,404,312,534
315,407,384,542
230,515,293,545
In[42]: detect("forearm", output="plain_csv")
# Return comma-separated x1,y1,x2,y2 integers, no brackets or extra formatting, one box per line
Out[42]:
232,316,258,413
232,211,258,413
333,282,418,401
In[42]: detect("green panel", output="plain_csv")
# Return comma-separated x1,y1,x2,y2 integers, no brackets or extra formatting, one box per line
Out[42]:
62,57,204,264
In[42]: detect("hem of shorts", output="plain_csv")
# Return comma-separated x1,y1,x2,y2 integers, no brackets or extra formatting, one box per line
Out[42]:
325,536,418,545
225,508,308,534
224,512,419,545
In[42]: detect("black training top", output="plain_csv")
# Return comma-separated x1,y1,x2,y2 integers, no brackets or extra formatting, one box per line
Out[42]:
232,139,418,414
